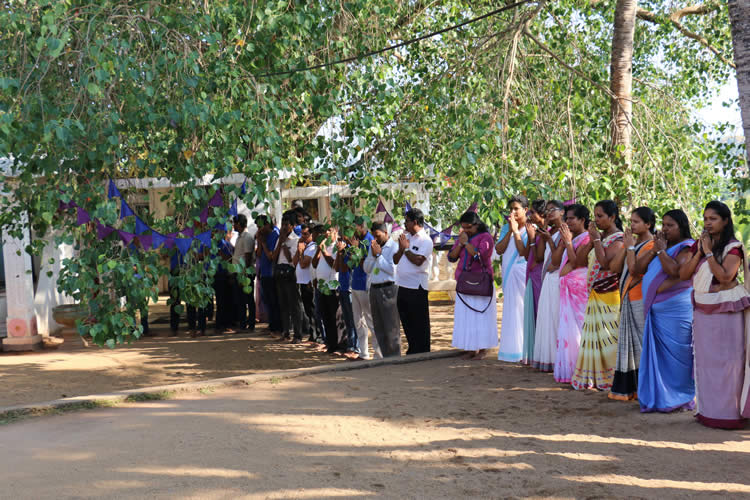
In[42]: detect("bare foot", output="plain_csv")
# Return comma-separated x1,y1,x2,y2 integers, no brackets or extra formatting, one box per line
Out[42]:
471,349,487,361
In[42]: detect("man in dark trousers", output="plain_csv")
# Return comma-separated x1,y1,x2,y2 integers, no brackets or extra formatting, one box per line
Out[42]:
255,215,283,335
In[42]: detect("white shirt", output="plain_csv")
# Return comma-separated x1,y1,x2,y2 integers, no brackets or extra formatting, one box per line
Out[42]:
296,241,317,284
363,238,398,284
232,230,255,268
276,232,299,266
314,243,339,282
395,229,433,290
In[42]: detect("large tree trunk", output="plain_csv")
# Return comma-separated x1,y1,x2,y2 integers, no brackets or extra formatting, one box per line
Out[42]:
729,0,750,167
610,0,638,168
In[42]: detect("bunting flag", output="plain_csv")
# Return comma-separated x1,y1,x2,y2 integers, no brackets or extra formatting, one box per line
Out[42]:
137,233,153,250
163,236,176,250
180,227,195,238
107,179,122,199
120,199,135,219
229,180,246,217
199,206,209,225
375,200,387,213
405,201,413,213
76,207,91,226
174,237,193,256
152,232,168,250
383,212,394,223
196,230,212,249
208,189,224,207
135,216,149,235
118,230,136,246
468,202,478,213
563,197,576,206
391,222,402,232
96,222,115,239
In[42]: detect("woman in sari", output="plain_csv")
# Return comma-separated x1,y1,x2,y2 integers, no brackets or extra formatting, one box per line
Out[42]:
555,204,592,383
680,201,750,429
608,207,655,401
496,195,529,362
571,200,624,390
521,199,547,365
532,200,566,372
449,211,497,360
639,209,695,412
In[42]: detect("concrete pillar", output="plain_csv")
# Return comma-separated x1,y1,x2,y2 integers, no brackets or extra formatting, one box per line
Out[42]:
1,211,42,351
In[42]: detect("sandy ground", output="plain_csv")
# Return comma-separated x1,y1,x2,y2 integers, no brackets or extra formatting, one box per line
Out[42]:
0,300,460,407
2,356,749,499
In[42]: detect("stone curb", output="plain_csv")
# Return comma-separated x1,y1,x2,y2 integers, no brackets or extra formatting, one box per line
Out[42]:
0,349,463,423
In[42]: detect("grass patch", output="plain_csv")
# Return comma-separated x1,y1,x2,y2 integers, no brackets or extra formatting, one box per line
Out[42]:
269,376,282,385
124,390,176,402
0,399,120,426
198,386,216,395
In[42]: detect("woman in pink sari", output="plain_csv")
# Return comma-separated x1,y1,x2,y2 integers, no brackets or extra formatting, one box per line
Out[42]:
555,204,592,383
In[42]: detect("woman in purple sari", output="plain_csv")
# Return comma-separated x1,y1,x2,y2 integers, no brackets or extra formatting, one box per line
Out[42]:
680,201,750,429
521,200,547,365
638,209,695,412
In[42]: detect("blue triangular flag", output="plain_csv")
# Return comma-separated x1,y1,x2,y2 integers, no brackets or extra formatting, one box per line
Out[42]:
108,179,122,199
240,180,247,195
152,232,167,249
405,201,413,213
120,199,135,219
135,216,149,235
228,199,238,217
196,230,212,250
175,237,193,256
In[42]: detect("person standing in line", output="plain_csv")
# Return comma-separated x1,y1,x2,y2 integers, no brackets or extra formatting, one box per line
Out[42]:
555,204,592,383
255,215,283,336
335,235,361,359
232,214,256,332
571,200,624,391
393,208,434,354
680,201,750,429
638,210,695,412
350,218,381,360
363,222,401,357
495,195,529,362
313,226,340,354
532,200,565,372
607,207,655,401
293,223,318,343
521,199,547,365
448,211,497,360
213,229,235,334
273,211,302,342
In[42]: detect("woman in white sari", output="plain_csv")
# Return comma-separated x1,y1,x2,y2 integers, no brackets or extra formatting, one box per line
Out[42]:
532,200,566,371
496,195,529,362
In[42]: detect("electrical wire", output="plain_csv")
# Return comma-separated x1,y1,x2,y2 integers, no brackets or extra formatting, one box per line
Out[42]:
255,0,533,78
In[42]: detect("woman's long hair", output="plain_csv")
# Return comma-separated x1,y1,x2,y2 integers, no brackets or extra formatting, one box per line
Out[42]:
704,200,735,259
595,199,623,231
459,211,489,233
662,209,691,241
632,206,656,234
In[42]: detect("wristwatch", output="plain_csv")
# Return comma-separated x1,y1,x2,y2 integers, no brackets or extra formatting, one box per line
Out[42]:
627,246,636,251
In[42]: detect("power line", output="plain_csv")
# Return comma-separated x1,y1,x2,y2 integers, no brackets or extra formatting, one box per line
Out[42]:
255,0,533,78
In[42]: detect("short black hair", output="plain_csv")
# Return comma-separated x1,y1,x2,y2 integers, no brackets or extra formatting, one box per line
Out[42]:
234,214,248,229
531,199,546,213
371,222,387,234
507,194,529,209
405,208,424,226
311,224,325,235
255,214,270,227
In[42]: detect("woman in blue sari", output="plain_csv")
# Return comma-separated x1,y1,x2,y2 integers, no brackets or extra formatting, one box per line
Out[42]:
638,209,696,412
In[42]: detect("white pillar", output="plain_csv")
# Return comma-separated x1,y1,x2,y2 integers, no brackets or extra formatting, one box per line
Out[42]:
2,212,42,351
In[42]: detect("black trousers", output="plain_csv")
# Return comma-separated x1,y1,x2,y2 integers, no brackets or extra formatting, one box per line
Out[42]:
397,286,431,354
232,273,256,330
319,290,340,352
187,305,207,332
299,283,317,340
260,276,283,332
275,271,304,339
169,283,181,333
213,271,233,329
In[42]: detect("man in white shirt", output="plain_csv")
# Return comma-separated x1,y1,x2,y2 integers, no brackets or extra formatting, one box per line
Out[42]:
293,223,319,343
313,225,340,354
273,211,302,341
232,214,256,331
363,222,401,357
393,208,433,354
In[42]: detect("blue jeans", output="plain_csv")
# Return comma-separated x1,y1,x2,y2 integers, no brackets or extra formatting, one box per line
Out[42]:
339,290,358,353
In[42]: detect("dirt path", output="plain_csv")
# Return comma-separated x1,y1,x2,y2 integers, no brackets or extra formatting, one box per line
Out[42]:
2,356,748,499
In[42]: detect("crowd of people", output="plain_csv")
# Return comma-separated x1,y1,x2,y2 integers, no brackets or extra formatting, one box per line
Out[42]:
453,195,750,430
166,195,750,430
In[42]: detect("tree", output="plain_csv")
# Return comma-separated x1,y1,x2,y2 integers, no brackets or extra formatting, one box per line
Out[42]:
729,0,750,168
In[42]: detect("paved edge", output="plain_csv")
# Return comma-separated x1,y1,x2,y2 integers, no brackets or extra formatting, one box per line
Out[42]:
0,349,463,424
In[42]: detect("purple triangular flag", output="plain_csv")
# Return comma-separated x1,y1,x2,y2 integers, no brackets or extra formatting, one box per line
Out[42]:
375,200,387,214
137,234,152,250
163,236,176,249
118,230,136,245
175,237,193,256
180,227,195,238
563,197,576,206
108,179,122,199
96,222,115,239
120,199,135,218
467,202,478,213
391,222,402,232
199,206,209,224
208,189,223,207
135,216,149,235
383,212,394,223
76,207,91,226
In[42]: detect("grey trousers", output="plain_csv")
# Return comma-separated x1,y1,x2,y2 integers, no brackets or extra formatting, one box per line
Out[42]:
369,283,401,357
